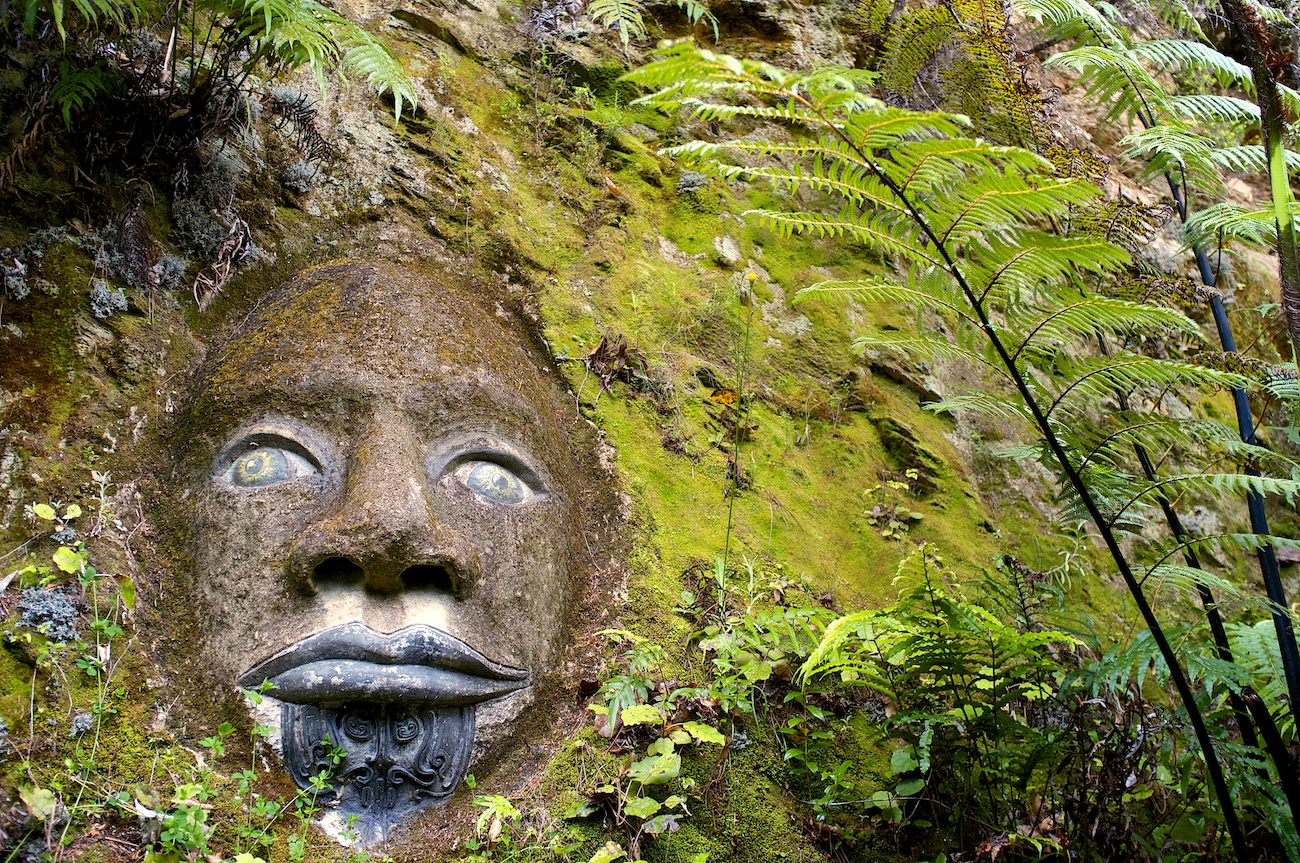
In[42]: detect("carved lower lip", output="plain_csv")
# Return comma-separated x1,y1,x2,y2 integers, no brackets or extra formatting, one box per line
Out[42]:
237,622,530,706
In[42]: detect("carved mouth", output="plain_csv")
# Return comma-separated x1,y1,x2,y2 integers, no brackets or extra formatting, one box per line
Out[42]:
237,622,530,706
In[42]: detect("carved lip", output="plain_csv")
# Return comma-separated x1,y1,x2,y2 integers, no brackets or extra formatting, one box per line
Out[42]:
238,622,530,706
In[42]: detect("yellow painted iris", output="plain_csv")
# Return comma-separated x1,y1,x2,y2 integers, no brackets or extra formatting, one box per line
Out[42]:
466,462,526,504
233,447,291,487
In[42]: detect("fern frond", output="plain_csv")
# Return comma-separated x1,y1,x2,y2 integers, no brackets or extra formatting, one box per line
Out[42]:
1014,0,1125,48
745,208,940,267
1118,125,1223,195
1142,563,1247,604
50,60,118,128
841,108,973,151
1227,621,1295,734
932,177,1103,242
880,7,960,94
925,391,1028,419
1182,202,1285,252
1208,145,1300,175
1120,474,1300,516
1237,0,1292,25
1073,415,1295,474
335,25,418,124
1009,297,1199,362
1046,45,1171,124
853,332,1011,380
1043,355,1245,417
1147,0,1207,40
681,146,911,216
797,276,979,327
1169,94,1261,126
659,0,718,42
1277,84,1300,121
1129,39,1254,93
587,0,647,46
968,234,1130,299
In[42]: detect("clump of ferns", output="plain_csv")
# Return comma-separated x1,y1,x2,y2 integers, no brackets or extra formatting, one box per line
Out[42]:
2,0,414,190
625,43,1300,858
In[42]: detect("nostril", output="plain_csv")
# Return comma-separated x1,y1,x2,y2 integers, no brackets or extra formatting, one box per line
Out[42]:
313,556,365,585
400,565,455,593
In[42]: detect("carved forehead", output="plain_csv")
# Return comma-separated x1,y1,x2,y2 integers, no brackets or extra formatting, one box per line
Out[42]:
208,262,547,388
192,262,567,433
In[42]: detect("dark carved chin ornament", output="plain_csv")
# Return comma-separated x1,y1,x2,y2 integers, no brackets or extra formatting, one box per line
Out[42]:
282,702,475,844
241,623,529,844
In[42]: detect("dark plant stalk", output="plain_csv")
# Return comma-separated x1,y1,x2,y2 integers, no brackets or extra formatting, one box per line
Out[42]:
1207,0,1300,722
1127,42,1300,728
791,95,1249,857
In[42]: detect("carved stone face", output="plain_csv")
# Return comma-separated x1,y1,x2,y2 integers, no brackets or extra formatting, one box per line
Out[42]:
180,262,586,842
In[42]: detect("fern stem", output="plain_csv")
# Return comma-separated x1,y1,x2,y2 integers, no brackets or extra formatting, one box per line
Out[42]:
795,93,1250,858
1131,30,1300,734
721,285,755,570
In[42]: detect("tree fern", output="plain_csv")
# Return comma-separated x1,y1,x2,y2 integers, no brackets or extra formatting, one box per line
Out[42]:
1026,0,1300,761
623,41,1300,855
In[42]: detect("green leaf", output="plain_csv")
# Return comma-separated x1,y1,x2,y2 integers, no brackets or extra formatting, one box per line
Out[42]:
624,796,661,818
63,504,81,518
896,777,925,795
620,704,663,726
642,813,681,835
118,575,136,610
628,753,681,786
682,721,726,745
669,729,692,745
21,786,56,820
890,747,919,775
33,504,56,521
565,798,601,819
587,0,646,47
52,546,80,574
647,736,674,755
588,841,627,863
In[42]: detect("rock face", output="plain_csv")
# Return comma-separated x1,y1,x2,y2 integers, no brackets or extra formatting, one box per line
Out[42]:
174,260,598,842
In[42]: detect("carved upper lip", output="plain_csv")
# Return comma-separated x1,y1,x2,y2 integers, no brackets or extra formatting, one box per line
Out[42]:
238,622,530,707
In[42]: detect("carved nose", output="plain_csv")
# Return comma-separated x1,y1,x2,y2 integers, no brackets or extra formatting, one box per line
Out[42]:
286,422,477,597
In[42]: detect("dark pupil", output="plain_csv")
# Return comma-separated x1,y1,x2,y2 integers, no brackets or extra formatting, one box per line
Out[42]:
246,455,265,474
493,476,508,491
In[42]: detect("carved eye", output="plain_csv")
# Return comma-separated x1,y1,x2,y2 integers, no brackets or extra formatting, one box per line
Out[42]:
228,446,317,487
462,461,534,505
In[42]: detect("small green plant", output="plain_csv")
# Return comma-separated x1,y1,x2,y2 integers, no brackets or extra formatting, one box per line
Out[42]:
861,468,924,540
577,699,720,856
